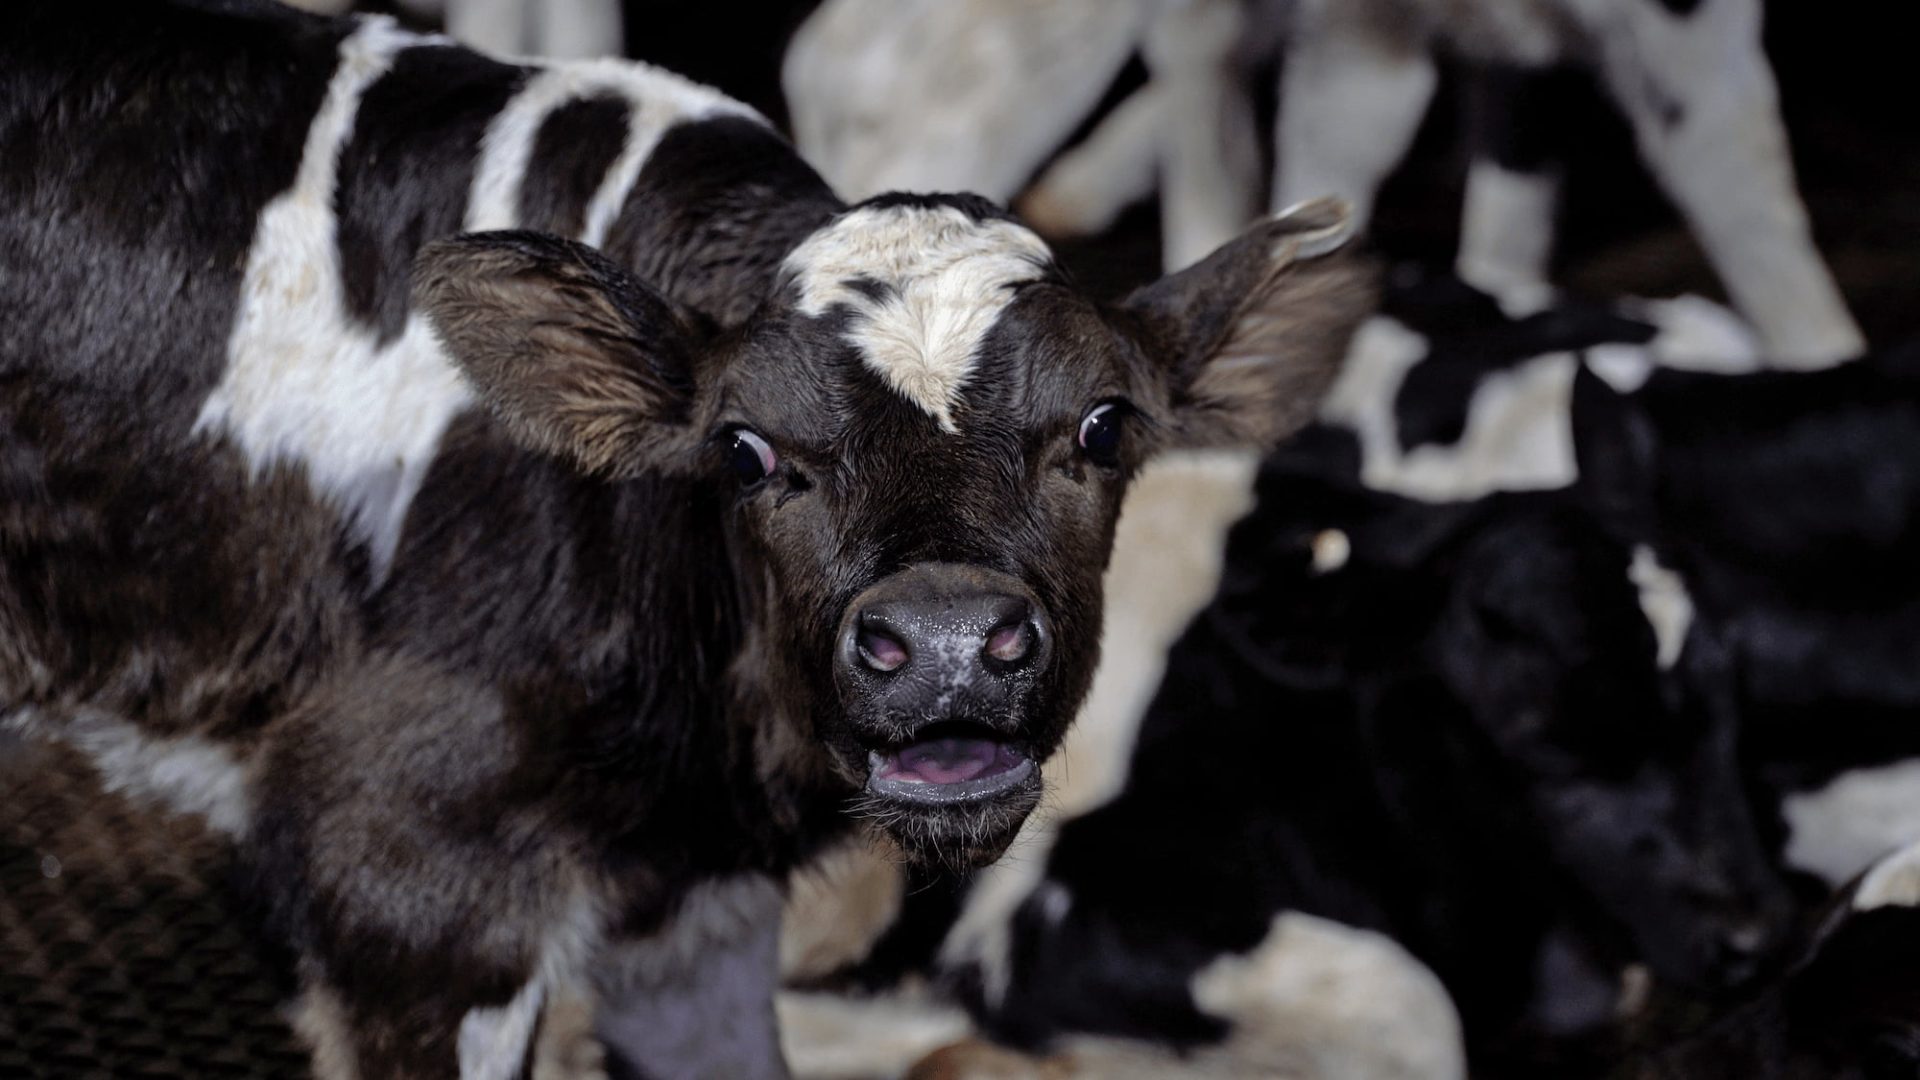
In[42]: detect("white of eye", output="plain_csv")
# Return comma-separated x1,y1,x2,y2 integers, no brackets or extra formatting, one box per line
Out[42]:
1311,528,1351,575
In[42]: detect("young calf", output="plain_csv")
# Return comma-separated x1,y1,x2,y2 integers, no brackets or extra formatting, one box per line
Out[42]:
787,0,1862,364
970,452,1792,1075
1622,839,1920,1079
1572,346,1920,895
0,1,1372,1075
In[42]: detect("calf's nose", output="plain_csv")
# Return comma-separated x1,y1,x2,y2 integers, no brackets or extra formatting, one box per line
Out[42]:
837,563,1053,709
855,591,1040,675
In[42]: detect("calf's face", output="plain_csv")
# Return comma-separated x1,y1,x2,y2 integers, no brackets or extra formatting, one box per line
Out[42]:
415,194,1371,866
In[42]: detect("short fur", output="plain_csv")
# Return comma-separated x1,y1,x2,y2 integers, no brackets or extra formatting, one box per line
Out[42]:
0,2,1373,1075
974,455,1792,1074
1572,344,1920,890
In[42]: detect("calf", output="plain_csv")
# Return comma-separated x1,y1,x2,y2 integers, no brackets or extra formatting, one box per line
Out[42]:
971,453,1792,1076
1572,345,1920,894
1318,268,1763,502
1622,839,1920,1079
0,1,1373,1075
790,0,1861,362
1267,0,1861,363
770,276,1785,1077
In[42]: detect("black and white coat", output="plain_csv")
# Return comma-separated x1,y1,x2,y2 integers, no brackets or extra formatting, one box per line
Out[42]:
1,5,830,1075
0,2,1372,1076
1571,345,1920,896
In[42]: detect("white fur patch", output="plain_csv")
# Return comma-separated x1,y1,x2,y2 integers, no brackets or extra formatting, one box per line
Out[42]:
1853,839,1920,913
200,26,752,580
1311,528,1351,575
1189,912,1467,1080
466,57,754,241
1456,159,1558,317
1588,294,1763,393
1783,759,1920,887
290,978,362,1080
458,978,546,1080
777,987,972,1080
784,204,1051,433
782,0,1149,201
198,20,468,580
1320,317,1579,501
49,707,253,836
780,838,906,983
1627,545,1693,670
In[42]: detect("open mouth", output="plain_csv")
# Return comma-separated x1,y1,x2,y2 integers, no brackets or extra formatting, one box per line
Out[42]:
866,722,1035,804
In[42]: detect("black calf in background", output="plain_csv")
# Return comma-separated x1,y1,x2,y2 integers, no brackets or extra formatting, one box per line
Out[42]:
974,447,1793,1077
1618,841,1920,1080
1572,344,1920,892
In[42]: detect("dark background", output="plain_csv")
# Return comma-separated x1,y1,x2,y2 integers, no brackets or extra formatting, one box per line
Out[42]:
374,0,1919,343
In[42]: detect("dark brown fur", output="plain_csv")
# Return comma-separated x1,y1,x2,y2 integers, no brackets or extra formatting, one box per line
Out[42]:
0,5,1375,1074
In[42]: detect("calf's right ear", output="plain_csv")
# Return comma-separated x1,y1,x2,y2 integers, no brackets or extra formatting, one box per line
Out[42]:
1122,198,1376,451
413,231,706,479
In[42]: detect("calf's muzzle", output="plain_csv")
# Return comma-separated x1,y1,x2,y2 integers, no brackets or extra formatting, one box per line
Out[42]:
835,563,1053,805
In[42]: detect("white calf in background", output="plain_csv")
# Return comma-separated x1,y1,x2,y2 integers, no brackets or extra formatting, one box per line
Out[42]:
276,0,622,59
787,0,1864,364
782,0,1155,202
414,0,620,59
1268,0,1860,363
774,280,1743,1078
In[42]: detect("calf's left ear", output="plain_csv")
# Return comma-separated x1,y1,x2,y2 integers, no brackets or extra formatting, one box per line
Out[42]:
413,230,706,479
1123,197,1376,450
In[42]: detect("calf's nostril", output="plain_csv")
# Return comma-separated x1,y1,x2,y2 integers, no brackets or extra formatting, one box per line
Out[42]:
984,621,1031,665
858,625,910,673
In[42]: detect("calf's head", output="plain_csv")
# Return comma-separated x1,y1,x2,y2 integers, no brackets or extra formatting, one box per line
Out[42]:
414,194,1371,866
1248,463,1792,993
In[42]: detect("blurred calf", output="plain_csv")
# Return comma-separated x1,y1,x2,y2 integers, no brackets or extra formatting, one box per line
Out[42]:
786,0,1863,363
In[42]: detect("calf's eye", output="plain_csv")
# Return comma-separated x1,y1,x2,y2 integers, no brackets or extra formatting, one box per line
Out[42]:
728,429,779,483
1077,403,1124,467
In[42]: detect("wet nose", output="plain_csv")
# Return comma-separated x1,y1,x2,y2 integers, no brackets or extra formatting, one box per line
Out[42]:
853,591,1046,677
837,564,1053,708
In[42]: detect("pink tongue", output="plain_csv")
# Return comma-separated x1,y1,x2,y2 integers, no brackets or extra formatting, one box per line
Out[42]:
883,737,1005,784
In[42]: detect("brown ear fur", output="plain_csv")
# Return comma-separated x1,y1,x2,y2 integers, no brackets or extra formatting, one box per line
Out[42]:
1124,198,1377,449
413,231,703,478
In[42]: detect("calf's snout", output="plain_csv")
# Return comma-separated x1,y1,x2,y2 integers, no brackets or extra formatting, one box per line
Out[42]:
836,562,1053,737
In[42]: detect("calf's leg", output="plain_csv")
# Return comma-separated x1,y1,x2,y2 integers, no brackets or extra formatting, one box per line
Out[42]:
1272,0,1438,235
1590,0,1862,365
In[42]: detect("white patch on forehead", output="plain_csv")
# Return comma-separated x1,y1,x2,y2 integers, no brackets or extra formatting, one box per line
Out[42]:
200,25,754,580
466,57,755,241
1628,545,1692,670
1783,758,1920,887
783,204,1050,433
